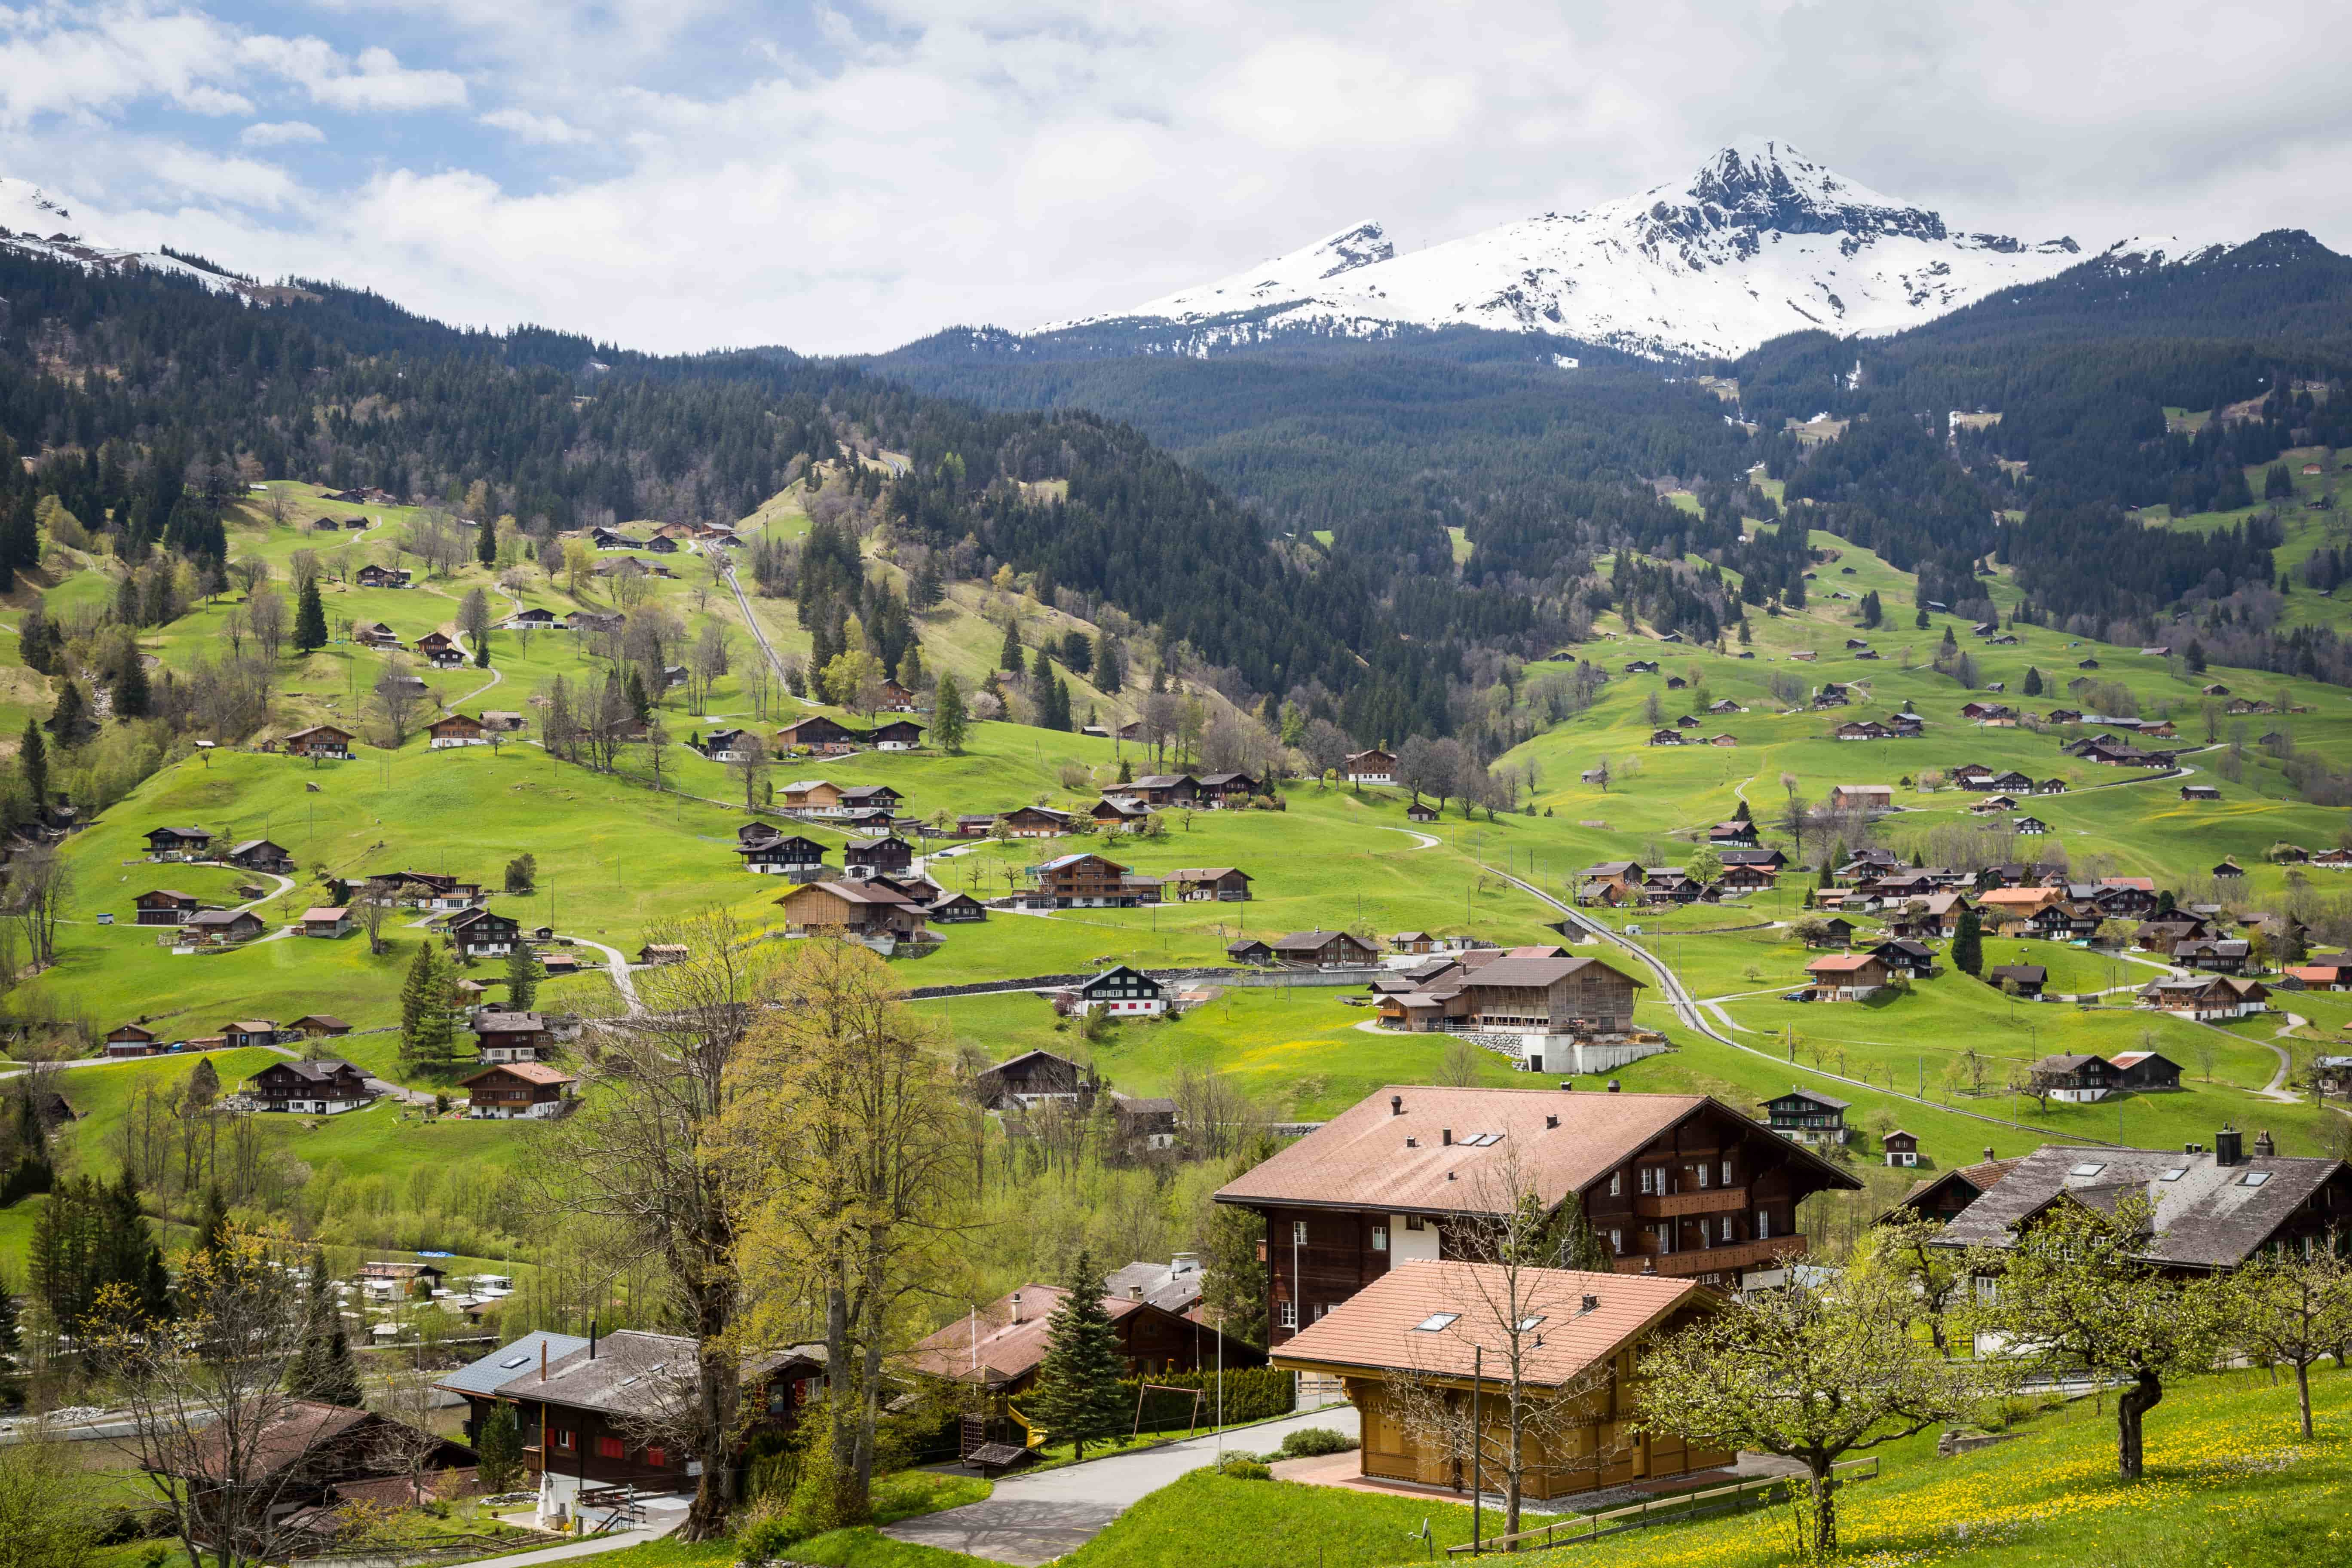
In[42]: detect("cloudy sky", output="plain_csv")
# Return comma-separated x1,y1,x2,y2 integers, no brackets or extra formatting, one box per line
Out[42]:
6,0,2348,356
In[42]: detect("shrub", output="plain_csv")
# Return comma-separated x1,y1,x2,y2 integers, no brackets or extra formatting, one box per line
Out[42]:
1218,1458,1273,1480
1278,1426,1357,1457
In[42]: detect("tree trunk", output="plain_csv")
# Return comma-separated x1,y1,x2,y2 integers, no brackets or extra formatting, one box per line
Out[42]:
2295,1358,2314,1439
1808,1455,1837,1558
2116,1369,2163,1480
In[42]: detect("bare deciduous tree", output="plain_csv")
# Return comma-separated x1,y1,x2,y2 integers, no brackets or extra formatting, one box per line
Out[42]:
247,587,287,662
6,847,70,972
372,664,425,748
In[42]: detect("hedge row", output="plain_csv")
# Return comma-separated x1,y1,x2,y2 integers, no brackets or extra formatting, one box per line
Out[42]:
1119,1367,1295,1431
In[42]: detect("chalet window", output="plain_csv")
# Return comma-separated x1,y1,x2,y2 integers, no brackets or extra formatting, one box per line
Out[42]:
1371,1225,1388,1253
646,1447,668,1467
1720,1217,1733,1243
1608,1228,1623,1253
597,1436,626,1460
554,1429,575,1451
1695,1164,1709,1189
1756,1211,1771,1241
1608,1170,1622,1197
1638,1167,1657,1195
1278,1301,1298,1329
1404,1214,1426,1232
1720,1160,1733,1186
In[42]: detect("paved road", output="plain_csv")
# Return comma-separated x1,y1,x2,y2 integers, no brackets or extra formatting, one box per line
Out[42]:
884,1403,1360,1566
564,936,642,1013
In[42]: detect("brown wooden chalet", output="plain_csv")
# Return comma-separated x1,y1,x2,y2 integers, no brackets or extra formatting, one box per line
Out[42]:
160,1399,473,1548
245,1059,374,1114
135,889,205,925
223,838,293,873
1880,1152,2019,1225
286,1015,352,1039
738,831,830,878
843,835,917,878
441,1330,823,1489
282,725,355,760
444,907,521,958
186,909,266,944
461,1061,577,1119
1933,1135,2352,1275
868,720,925,750
144,825,212,859
998,805,1074,837
1091,796,1152,830
1217,1086,1860,1344
428,713,488,748
2108,1050,2184,1090
1406,801,1440,823
1032,852,1158,908
974,1048,1093,1110
1167,867,1253,901
472,1009,554,1063
774,878,928,940
1197,771,1259,807
775,714,863,753
105,1023,159,1057
355,564,411,588
1127,774,1202,808
1266,928,1379,968
904,1281,1262,1393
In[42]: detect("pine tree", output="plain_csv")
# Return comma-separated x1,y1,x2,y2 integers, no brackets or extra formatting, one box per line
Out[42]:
998,619,1022,672
295,575,329,653
506,943,542,1011
400,941,454,1065
476,1401,525,1491
1733,797,1750,822
625,668,651,723
1095,632,1122,693
1951,906,1984,977
2023,665,2044,696
111,648,150,720
190,1184,231,1261
1027,1253,1126,1460
1030,645,1054,698
1914,604,1930,629
476,510,499,567
1050,677,1073,732
897,641,925,690
18,719,44,809
932,672,968,753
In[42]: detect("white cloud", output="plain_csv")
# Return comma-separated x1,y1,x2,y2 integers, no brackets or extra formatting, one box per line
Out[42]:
7,0,2352,357
480,107,588,145
239,119,325,147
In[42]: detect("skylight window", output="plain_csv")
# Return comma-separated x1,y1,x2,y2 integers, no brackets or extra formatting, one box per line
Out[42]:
499,1355,531,1369
2242,1172,2272,1187
1412,1313,1460,1332
1469,1132,1504,1147
2069,1162,2107,1177
1516,1315,1547,1332
2158,1168,2187,1183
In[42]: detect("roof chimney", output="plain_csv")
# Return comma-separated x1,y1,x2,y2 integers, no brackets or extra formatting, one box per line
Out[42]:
1442,1128,1453,1146
2215,1127,2245,1167
1607,1079,1621,1093
1390,1094,1403,1116
2254,1130,2276,1158
539,1340,547,1382
588,1318,597,1360
1983,1147,1996,1164
1580,1294,1599,1314
1406,1136,1418,1148
1560,1080,1574,1091
1546,1115,1559,1130
1011,1291,1023,1322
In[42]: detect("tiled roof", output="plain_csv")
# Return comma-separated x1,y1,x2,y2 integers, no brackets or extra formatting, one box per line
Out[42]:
1273,1260,1699,1388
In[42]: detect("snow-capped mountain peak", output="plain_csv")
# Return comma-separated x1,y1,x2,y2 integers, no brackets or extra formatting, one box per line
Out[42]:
0,176,273,300
1041,143,2103,359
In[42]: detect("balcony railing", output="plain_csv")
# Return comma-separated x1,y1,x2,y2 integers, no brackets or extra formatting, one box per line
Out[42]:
1632,1186,1749,1219
1611,1235,1806,1277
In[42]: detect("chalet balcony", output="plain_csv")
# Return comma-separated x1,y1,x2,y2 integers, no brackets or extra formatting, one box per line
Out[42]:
1611,1235,1805,1277
1632,1186,1749,1219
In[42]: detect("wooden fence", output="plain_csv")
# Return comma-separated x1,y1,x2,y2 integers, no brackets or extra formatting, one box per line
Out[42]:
1443,1455,1879,1555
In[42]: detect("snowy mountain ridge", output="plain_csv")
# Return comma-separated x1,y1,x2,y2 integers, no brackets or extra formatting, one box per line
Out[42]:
1042,141,2223,360
0,178,273,300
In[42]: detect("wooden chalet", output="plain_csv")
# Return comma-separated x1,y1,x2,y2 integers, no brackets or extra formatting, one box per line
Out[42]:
738,832,830,878
144,825,212,859
105,1023,159,1058
975,1049,1092,1109
135,889,205,925
2138,974,2268,1020
440,1330,824,1489
905,1281,1261,1394
1032,852,1160,908
224,838,293,873
843,835,917,878
282,725,355,760
1127,774,1202,808
2108,1050,2184,1090
444,907,521,958
1803,952,1889,1000
2030,1053,2118,1102
427,713,488,748
997,805,1073,838
461,1062,577,1119
286,1015,352,1039
1275,1263,1730,1498
355,564,411,588
416,631,467,668
221,1020,279,1050
1988,963,2048,998
1344,749,1397,785
1090,796,1152,831
1883,1153,2019,1225
1406,801,1440,823
1166,867,1253,901
774,879,930,941
775,715,864,753
1058,965,1167,1017
245,1060,374,1115
1216,1086,1861,1341
1760,1087,1849,1145
471,1010,553,1063
186,909,265,945
868,720,925,751
1197,771,1259,807
1826,784,1892,812
1881,1130,1920,1169
1265,929,1379,968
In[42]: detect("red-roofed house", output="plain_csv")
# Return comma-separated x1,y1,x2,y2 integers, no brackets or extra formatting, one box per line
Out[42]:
1804,952,1891,1001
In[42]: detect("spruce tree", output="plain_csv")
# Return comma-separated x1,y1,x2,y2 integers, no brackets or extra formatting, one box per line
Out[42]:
1050,677,1073,732
506,943,541,1011
294,575,329,653
400,941,454,1066
18,719,44,809
998,619,1022,672
1951,906,1984,977
932,672,967,753
111,649,150,720
2023,665,2044,696
1095,632,1122,693
476,510,498,567
191,1184,231,1261
1028,1253,1126,1460
476,1401,525,1491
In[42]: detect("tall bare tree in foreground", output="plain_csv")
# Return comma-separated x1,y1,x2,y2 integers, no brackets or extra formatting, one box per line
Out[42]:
536,910,781,1540
728,938,971,1529
89,1233,337,1568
